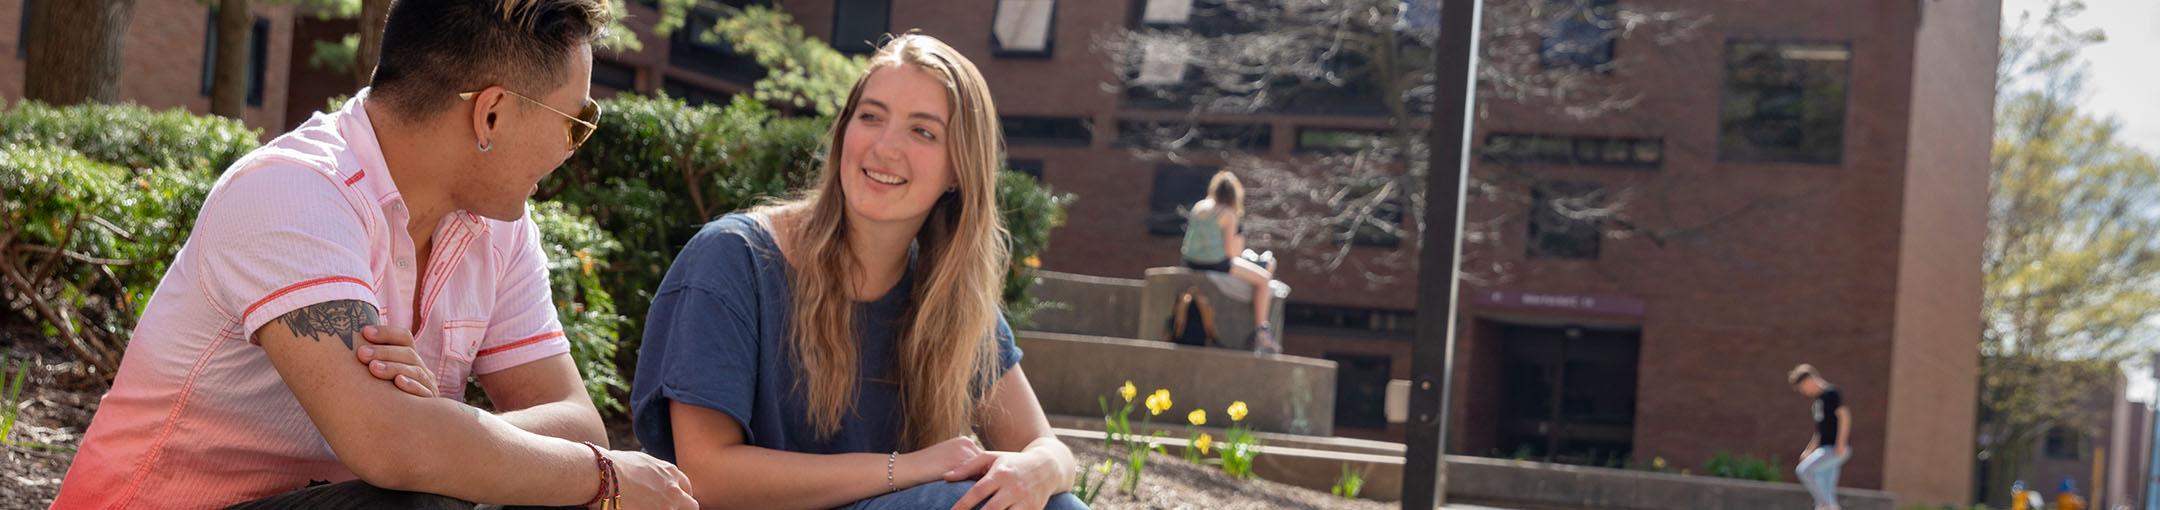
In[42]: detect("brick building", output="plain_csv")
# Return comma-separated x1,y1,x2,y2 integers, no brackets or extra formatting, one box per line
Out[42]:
721,0,1995,506
1,0,297,134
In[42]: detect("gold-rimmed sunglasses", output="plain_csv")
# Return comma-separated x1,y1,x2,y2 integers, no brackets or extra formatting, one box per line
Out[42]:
457,89,602,150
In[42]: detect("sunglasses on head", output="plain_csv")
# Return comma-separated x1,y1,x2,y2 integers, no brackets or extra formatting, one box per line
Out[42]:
457,88,602,150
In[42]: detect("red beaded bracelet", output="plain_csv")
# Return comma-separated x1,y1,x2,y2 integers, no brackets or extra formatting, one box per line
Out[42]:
582,441,621,510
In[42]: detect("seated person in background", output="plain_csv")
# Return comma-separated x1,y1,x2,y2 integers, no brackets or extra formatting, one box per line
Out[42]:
629,34,1088,510
1180,170,1281,352
52,1,693,508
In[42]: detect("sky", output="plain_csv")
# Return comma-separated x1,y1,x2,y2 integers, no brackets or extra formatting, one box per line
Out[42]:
1999,0,2160,154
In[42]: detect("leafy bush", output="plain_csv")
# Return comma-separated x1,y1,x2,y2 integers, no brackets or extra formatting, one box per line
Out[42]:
1703,451,1783,482
531,201,631,413
0,123,223,375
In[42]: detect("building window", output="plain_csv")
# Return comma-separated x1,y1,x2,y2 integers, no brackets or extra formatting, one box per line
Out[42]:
1718,41,1851,164
1295,127,1391,154
1326,352,1393,430
661,78,731,107
1485,133,1662,167
1284,303,1416,339
1117,120,1271,153
2044,427,2089,460
992,0,1056,57
1145,164,1219,236
592,59,639,96
1540,0,1615,70
832,0,891,54
200,13,269,107
1527,181,1602,259
1003,116,1092,147
1006,158,1045,180
670,5,768,85
15,0,30,59
1330,179,1406,248
1135,0,1193,25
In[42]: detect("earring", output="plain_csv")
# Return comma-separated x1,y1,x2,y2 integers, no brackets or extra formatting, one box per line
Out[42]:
478,138,493,152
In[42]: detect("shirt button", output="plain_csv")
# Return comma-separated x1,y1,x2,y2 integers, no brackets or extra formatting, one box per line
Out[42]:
396,257,412,269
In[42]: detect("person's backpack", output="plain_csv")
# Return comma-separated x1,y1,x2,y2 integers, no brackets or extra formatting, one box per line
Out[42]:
1167,286,1217,347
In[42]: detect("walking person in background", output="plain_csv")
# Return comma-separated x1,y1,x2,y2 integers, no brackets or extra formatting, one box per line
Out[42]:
1790,363,1852,510
1179,170,1281,352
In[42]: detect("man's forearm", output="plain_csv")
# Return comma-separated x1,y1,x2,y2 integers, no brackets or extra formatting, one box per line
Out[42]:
372,397,602,506
494,400,609,447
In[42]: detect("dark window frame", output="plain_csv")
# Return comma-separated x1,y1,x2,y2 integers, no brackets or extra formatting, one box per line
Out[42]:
990,0,1058,58
1285,303,1417,340
1294,127,1393,155
1325,351,1395,430
660,77,732,107
1006,158,1045,180
1526,181,1603,259
15,0,29,59
1539,0,1617,70
1484,133,1663,168
591,58,640,95
1145,163,1220,236
1003,115,1093,147
1716,39,1853,165
199,12,269,107
670,3,770,85
1116,120,1272,153
831,0,893,55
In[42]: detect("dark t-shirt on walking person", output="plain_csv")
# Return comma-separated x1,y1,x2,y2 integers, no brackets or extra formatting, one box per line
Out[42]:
1812,385,1843,444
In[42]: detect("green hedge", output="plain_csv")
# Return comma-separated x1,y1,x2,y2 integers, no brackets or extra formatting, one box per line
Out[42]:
0,102,246,374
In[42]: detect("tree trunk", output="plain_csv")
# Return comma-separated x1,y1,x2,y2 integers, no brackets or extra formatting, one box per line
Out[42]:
23,0,139,105
354,0,391,88
209,0,251,119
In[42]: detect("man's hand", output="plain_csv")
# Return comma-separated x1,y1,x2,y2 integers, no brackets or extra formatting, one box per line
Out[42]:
606,449,699,509
355,325,438,398
943,450,1061,510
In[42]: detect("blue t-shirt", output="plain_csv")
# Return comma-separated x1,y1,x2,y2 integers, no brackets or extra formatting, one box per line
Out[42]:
630,214,1021,462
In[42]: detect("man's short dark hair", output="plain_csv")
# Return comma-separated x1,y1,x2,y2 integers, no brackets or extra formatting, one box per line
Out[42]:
368,0,612,121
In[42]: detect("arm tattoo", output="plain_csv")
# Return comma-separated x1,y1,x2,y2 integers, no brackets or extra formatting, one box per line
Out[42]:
275,300,380,350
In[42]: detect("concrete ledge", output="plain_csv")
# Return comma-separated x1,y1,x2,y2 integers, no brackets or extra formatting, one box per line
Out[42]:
1048,420,1894,509
1018,331,1335,436
1138,267,1290,350
1023,270,1144,338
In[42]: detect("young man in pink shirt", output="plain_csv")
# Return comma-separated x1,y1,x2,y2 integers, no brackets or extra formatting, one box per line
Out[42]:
51,1,694,508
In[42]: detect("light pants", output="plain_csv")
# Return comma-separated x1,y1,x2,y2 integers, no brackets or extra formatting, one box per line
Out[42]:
1796,446,1850,508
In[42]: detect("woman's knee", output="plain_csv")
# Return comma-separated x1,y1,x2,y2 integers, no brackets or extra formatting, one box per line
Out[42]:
1043,492,1092,510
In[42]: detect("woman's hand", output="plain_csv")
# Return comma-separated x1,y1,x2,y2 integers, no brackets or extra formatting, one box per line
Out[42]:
899,436,988,488
942,448,1064,510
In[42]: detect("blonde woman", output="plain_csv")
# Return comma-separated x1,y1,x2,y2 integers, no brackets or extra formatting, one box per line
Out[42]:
629,34,1085,510
1181,170,1281,351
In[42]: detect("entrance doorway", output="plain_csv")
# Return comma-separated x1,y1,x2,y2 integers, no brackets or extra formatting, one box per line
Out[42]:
1493,322,1641,466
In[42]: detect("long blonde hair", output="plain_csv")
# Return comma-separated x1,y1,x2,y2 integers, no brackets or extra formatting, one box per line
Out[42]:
763,34,1009,450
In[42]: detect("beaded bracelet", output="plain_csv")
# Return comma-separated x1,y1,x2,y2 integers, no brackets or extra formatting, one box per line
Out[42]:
582,442,621,510
886,451,899,493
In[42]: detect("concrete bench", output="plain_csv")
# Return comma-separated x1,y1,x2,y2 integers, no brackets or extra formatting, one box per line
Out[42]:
1137,266,1290,351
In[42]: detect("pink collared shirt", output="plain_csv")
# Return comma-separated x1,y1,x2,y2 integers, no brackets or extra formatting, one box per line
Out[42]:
53,91,569,509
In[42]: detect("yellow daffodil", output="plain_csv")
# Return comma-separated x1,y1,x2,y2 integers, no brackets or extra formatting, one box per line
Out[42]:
1228,401,1249,422
1119,381,1137,402
1024,255,1041,268
1098,460,1113,475
1188,409,1207,426
1146,389,1173,415
1195,433,1214,454
1653,457,1666,470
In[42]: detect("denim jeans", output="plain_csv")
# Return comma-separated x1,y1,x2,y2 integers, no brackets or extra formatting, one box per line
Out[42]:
841,480,1090,510
1796,446,1851,508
